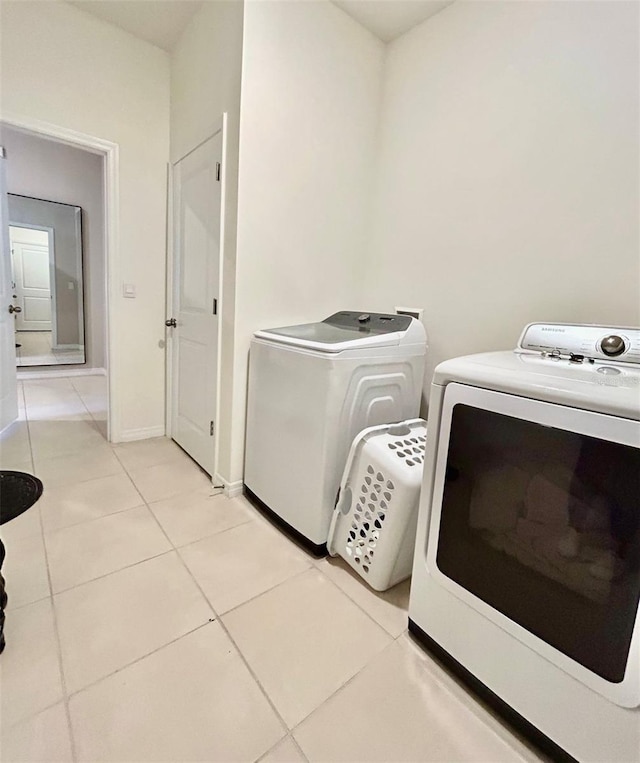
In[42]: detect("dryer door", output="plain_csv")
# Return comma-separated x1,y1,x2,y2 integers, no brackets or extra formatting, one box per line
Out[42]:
426,383,640,707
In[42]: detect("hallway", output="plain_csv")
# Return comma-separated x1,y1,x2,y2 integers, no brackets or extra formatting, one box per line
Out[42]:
0,377,539,762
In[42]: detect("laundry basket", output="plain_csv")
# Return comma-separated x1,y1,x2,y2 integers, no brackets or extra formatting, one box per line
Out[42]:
327,418,427,591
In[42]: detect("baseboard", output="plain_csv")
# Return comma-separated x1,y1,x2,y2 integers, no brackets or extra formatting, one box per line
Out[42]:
118,425,166,443
52,343,83,351
213,474,244,498
226,479,244,497
17,367,107,380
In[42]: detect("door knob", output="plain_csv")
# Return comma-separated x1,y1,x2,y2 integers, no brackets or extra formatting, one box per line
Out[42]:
165,318,177,327
8,305,21,314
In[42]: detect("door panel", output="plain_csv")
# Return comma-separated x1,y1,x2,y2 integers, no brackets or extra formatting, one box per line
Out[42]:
12,240,53,330
0,148,18,432
170,132,221,476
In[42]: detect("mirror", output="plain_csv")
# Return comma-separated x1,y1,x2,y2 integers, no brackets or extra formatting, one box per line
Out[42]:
8,194,85,366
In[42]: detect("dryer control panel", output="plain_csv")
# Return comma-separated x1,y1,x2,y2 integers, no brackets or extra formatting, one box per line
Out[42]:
517,323,640,364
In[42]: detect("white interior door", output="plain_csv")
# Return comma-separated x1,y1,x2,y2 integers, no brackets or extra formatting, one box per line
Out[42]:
170,131,222,476
10,226,53,331
0,148,18,432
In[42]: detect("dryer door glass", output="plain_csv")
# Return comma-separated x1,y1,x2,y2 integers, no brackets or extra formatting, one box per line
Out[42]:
436,403,640,684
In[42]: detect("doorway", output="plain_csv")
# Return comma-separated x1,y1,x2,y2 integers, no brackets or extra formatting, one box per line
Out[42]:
0,119,117,441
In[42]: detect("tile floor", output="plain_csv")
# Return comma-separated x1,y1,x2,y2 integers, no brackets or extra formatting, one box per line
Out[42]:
0,376,544,762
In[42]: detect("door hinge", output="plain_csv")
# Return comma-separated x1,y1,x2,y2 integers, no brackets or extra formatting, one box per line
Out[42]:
213,297,217,315
210,421,214,436
215,162,221,182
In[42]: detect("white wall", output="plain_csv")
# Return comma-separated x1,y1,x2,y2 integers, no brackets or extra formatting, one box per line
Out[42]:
229,0,385,484
363,0,640,396
170,0,244,482
1,126,105,369
0,0,170,440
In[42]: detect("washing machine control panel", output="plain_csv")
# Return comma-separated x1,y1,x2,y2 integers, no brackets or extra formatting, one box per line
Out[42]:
518,323,640,364
325,311,412,334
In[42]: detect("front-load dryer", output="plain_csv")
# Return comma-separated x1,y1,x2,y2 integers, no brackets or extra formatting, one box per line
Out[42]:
408,323,640,762
244,311,427,554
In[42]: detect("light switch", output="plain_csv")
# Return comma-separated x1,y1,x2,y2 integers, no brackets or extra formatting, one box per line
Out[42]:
123,283,136,299
67,281,75,290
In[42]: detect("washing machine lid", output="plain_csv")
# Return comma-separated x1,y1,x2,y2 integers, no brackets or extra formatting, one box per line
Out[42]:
254,311,424,353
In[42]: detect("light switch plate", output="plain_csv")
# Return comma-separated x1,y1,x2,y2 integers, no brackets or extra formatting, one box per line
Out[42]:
123,283,136,298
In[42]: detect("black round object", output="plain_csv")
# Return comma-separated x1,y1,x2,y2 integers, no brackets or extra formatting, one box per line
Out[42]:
601,335,626,357
0,471,44,525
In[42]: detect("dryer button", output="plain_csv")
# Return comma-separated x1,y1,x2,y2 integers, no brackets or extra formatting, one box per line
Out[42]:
358,314,371,323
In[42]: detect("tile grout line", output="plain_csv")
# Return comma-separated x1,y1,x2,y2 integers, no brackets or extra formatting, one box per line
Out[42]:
37,423,226,605
314,559,408,639
5,697,71,734
27,377,112,482
43,451,282,724
42,497,148,537
217,548,397,736
170,511,265,554
171,499,401,740
51,545,175,597
144,499,295,735
215,563,312,618
287,634,396,739
44,498,153,536
24,384,82,761
11,382,219,752
29,452,269,754
30,429,79,763
193,557,389,742
154,509,293,742
31,456,124,491
63,620,214,701
141,499,300,742
19,383,390,760
21,382,36,476
255,732,309,763
68,377,98,422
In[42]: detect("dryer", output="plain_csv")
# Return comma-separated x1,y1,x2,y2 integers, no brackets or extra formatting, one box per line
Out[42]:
408,323,640,762
244,311,427,554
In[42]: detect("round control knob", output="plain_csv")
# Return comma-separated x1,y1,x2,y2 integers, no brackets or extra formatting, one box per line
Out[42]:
600,335,626,357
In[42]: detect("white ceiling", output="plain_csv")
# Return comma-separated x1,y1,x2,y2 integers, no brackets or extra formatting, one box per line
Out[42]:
69,1,204,52
69,0,454,52
333,0,454,42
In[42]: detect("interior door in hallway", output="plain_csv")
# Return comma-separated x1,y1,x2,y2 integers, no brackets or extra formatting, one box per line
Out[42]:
10,226,53,332
170,132,222,477
0,147,18,432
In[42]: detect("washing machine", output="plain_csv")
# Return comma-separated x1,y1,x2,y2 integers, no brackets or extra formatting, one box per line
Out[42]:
244,311,427,554
408,323,640,762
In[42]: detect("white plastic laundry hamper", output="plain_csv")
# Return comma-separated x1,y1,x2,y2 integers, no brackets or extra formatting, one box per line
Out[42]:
327,418,427,591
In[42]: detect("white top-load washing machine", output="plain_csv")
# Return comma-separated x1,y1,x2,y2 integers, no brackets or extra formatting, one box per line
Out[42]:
244,311,427,554
408,323,640,762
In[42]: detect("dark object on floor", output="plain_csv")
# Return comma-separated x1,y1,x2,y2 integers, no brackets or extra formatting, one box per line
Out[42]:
0,537,6,654
0,472,42,653
15,343,21,349
0,471,44,526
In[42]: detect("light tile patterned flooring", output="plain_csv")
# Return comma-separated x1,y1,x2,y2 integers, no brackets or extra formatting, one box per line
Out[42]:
0,376,544,762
